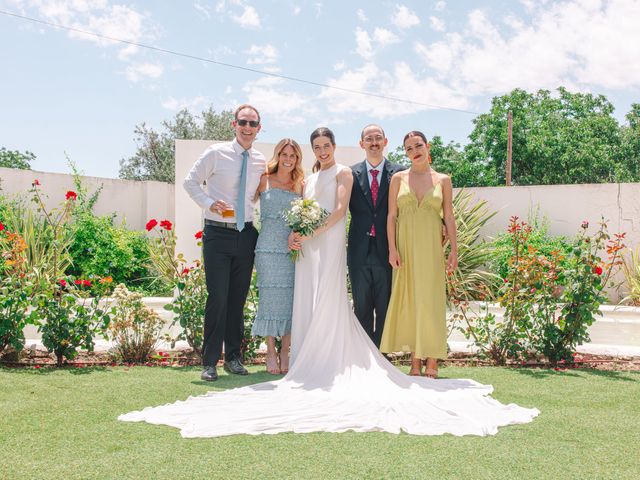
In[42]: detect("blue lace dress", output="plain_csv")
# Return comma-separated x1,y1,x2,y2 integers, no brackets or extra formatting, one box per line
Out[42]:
252,187,300,337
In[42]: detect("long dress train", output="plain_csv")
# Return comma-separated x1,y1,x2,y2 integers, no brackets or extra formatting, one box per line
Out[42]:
119,163,539,437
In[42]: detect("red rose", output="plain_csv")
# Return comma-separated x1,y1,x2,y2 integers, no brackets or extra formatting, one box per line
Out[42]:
82,280,92,287
75,279,82,285
182,267,190,275
65,191,77,200
160,220,172,231
33,179,40,186
594,266,603,276
59,279,67,287
34,365,41,369
0,222,4,232
195,230,203,239
146,219,158,231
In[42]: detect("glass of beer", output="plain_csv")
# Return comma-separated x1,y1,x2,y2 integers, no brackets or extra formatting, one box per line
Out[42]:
222,206,235,218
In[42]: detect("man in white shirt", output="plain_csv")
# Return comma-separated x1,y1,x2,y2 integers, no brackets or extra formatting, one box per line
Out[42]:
184,104,266,381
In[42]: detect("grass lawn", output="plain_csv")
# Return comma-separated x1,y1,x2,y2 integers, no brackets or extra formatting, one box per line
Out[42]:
1,365,639,480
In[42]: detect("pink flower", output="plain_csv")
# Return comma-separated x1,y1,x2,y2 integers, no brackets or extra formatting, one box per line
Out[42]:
159,220,172,231
32,179,40,186
65,191,77,201
581,220,589,229
146,219,158,231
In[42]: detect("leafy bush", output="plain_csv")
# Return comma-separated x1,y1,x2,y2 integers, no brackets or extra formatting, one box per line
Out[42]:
65,212,160,294
107,283,163,363
36,277,113,366
0,229,39,355
488,213,573,283
453,217,626,365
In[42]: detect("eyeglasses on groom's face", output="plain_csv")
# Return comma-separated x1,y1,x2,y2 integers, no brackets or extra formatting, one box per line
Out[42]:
236,119,260,128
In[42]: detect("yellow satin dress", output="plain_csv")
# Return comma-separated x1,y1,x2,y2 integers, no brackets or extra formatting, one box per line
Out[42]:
381,178,447,359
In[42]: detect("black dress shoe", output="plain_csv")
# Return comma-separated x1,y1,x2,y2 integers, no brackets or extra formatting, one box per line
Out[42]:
223,358,249,375
201,366,218,382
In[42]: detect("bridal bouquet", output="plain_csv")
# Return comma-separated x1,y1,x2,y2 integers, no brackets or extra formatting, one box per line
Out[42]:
283,198,329,262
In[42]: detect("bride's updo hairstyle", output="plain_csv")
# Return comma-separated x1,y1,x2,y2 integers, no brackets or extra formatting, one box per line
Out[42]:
310,127,336,173
403,130,432,164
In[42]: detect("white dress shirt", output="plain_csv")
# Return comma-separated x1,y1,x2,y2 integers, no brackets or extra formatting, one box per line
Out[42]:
366,158,386,187
183,138,266,223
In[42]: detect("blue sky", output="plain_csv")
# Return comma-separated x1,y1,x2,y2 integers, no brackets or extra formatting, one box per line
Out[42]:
1,0,639,179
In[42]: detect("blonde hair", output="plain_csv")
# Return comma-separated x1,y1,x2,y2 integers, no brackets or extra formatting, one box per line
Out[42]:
267,138,304,194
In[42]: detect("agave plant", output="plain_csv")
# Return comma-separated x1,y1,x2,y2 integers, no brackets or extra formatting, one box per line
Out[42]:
445,189,498,302
621,246,640,306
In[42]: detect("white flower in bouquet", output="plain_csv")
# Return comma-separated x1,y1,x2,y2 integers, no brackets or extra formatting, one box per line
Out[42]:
283,198,329,261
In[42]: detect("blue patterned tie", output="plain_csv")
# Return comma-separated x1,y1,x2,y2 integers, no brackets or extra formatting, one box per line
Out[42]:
237,150,248,231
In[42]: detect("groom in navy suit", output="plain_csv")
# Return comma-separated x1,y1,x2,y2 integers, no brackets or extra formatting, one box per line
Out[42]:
348,125,405,348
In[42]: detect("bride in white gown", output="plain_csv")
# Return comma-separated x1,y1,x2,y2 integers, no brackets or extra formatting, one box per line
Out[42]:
119,128,539,437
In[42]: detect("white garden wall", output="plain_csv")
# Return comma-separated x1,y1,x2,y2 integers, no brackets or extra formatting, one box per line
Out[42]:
0,166,174,230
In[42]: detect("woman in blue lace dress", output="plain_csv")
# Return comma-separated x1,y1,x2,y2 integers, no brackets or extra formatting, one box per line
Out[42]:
253,139,304,374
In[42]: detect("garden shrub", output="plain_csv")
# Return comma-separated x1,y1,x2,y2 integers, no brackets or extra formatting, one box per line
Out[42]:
107,283,163,363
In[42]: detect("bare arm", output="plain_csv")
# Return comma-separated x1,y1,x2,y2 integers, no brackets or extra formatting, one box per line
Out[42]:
387,173,402,268
253,174,268,202
441,175,458,273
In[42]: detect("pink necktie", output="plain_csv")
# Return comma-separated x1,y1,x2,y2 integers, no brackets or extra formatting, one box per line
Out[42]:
370,169,379,237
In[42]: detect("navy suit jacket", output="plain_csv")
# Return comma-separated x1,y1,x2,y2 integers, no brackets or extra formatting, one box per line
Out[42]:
347,159,406,269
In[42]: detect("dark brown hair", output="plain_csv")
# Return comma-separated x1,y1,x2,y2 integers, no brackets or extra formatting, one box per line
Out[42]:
310,127,336,173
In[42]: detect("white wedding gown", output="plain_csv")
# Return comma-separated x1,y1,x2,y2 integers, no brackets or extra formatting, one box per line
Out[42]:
119,164,539,437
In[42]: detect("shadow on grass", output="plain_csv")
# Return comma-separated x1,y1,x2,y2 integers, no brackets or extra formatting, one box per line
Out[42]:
513,367,639,382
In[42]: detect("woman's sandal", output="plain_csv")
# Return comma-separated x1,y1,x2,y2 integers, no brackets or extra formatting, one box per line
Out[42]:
408,368,422,376
423,368,438,379
423,359,438,378
266,353,280,375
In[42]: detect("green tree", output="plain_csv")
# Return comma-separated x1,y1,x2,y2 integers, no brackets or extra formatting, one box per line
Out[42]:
387,136,493,187
119,107,235,183
620,103,640,181
466,87,632,185
0,148,34,170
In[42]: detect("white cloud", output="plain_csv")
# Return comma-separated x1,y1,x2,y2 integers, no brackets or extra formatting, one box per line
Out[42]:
356,8,368,22
161,95,209,111
242,77,316,127
293,5,301,15
429,16,445,32
194,2,211,19
12,0,161,79
411,0,640,96
232,5,261,29
391,4,420,29
125,62,164,82
333,60,346,71
373,27,400,46
354,28,373,59
319,61,469,118
435,1,446,11
244,44,278,64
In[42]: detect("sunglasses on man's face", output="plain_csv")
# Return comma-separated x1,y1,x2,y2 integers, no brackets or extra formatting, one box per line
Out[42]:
236,119,260,128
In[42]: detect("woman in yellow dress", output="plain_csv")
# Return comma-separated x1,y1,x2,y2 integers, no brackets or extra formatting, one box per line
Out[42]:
381,131,458,378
